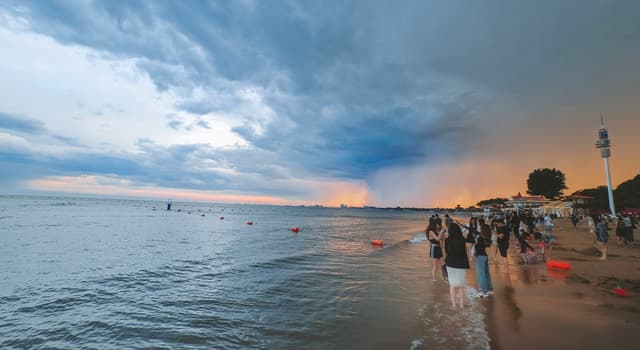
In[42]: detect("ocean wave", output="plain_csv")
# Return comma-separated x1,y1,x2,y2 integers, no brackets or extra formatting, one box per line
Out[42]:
409,232,427,243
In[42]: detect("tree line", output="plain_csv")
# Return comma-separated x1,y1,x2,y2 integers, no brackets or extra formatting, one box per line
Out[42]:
573,174,640,211
475,168,639,210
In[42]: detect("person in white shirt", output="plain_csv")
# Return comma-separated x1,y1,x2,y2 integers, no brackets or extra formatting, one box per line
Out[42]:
544,214,553,234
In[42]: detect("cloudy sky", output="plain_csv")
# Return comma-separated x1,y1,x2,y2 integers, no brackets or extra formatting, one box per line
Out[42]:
1,0,639,207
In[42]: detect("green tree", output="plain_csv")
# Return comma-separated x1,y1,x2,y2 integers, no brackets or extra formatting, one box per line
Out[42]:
572,174,640,212
572,186,609,211
526,168,567,199
615,175,640,209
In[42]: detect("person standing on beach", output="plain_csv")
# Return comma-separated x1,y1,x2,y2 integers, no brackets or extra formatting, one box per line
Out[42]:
622,212,634,244
587,215,596,235
594,215,608,260
474,223,494,297
464,217,479,260
526,214,535,234
631,213,638,240
544,213,553,234
495,218,510,270
425,222,445,282
511,213,523,249
571,214,579,228
615,216,626,245
445,214,453,230
444,223,470,308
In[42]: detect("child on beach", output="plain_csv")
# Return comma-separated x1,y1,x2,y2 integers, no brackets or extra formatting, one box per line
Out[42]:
517,229,537,264
445,223,470,308
425,222,445,281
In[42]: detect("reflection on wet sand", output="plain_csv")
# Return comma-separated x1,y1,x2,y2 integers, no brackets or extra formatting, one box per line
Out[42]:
501,272,522,332
520,266,540,285
545,268,569,282
484,293,501,350
483,258,640,350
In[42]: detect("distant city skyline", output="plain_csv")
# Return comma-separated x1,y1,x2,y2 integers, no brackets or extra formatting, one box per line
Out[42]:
1,1,639,207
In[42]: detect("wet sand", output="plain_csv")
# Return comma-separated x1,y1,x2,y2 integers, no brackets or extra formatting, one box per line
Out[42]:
482,218,640,349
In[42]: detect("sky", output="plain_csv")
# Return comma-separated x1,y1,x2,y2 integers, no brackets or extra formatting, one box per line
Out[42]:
1,0,639,208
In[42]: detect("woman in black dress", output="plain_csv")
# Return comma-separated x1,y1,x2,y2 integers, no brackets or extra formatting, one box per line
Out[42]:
426,222,445,281
445,223,470,308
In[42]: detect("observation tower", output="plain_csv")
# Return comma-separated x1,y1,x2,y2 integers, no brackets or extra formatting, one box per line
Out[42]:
594,115,616,215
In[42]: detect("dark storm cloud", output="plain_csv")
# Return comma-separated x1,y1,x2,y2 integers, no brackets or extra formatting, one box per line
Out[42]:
0,143,143,186
0,112,46,134
3,0,640,195
2,1,480,181
132,139,308,197
0,111,144,187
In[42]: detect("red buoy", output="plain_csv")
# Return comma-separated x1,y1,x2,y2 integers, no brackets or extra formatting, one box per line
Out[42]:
371,239,384,247
247,221,253,225
546,260,570,270
291,227,299,233
614,287,628,297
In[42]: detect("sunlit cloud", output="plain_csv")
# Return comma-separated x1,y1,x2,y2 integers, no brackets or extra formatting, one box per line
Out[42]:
0,22,245,153
25,175,292,205
24,174,375,207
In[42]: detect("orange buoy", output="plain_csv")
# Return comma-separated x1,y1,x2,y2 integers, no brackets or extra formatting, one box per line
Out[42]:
546,260,570,270
371,239,384,247
247,221,253,225
291,227,299,233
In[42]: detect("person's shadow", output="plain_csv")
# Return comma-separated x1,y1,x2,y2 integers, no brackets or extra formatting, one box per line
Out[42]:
502,272,522,332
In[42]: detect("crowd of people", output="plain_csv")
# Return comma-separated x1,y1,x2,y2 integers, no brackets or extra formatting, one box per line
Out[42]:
587,211,637,260
425,211,562,307
427,210,638,308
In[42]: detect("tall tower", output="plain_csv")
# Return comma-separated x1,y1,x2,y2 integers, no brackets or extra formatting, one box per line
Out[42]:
595,115,616,215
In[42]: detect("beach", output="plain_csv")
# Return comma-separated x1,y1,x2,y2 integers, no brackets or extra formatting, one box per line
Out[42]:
482,217,640,349
3,1,640,348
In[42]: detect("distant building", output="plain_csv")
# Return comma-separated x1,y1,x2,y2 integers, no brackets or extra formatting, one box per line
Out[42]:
568,194,593,217
505,192,551,213
568,194,592,207
540,200,573,217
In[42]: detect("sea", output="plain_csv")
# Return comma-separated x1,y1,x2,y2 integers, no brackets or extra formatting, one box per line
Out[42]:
0,196,490,349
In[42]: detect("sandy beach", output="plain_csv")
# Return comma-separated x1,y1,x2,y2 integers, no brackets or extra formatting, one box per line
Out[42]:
483,217,640,349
